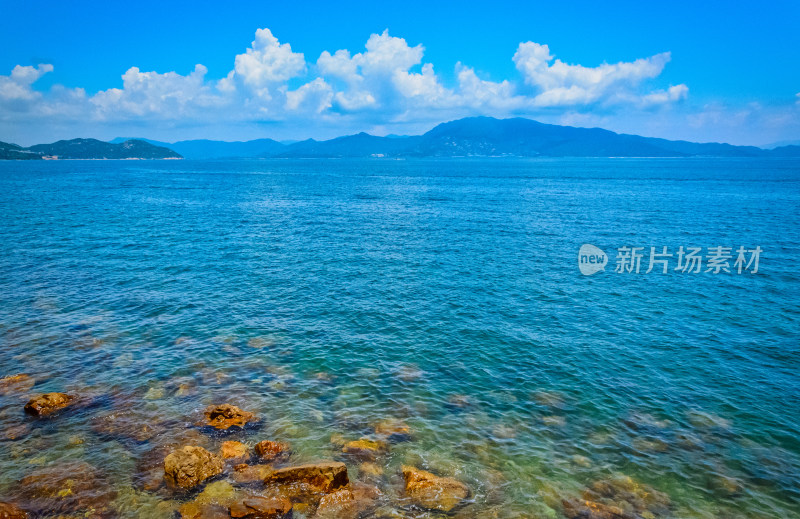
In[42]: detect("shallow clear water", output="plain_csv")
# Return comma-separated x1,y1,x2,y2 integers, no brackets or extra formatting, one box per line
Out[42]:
0,158,799,518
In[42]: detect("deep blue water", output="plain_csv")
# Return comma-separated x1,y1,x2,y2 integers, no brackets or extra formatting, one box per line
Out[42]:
0,158,799,518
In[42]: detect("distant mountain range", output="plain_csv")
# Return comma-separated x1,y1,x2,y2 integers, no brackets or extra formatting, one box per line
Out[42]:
0,138,181,160
3,117,800,160
108,137,284,159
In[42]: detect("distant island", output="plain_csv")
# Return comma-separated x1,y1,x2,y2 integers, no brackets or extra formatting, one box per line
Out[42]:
3,117,800,160
0,138,182,160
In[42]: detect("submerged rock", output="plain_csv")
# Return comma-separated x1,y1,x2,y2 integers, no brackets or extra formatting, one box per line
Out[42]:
264,462,349,493
687,410,731,431
359,462,384,478
178,480,238,518
373,419,412,441
23,392,74,416
2,423,31,441
164,446,224,489
179,503,230,519
90,409,163,442
232,464,274,484
221,441,249,460
229,496,292,518
582,475,670,518
532,390,567,409
255,440,290,462
446,394,473,410
342,438,388,461
0,374,35,395
708,474,744,497
562,498,631,519
0,502,28,519
315,489,357,519
202,404,257,431
14,461,116,517
401,466,470,512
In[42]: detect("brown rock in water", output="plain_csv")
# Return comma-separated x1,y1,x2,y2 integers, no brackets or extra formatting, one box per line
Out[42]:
254,440,290,461
232,464,274,484
179,502,230,519
221,441,249,460
178,480,238,518
562,498,631,519
401,466,469,513
23,393,74,417
583,475,670,517
0,502,28,519
350,481,382,514
264,462,349,493
342,438,388,460
14,461,116,516
91,409,163,442
315,489,357,519
0,374,34,395
373,419,411,441
202,404,256,430
229,496,292,518
359,462,384,478
447,394,473,409
2,423,31,441
164,446,224,489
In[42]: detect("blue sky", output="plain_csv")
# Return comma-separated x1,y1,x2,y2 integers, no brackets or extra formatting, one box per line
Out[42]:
1,0,798,146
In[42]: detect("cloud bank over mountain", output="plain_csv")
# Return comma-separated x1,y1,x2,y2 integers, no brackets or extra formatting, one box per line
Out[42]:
0,28,796,145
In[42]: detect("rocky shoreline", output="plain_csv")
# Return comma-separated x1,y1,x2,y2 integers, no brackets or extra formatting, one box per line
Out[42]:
0,373,739,518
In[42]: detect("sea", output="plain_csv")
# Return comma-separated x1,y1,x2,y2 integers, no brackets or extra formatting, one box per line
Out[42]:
0,158,798,518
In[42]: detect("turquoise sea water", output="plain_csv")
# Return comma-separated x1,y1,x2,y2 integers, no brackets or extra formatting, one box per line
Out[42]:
0,158,798,518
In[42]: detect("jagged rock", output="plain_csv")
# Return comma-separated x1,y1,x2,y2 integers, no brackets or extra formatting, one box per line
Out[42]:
221,441,249,460
264,462,349,493
164,446,224,489
201,404,256,430
401,466,469,512
229,496,292,518
0,502,28,519
254,440,290,461
14,461,116,516
0,374,34,395
23,393,74,416
342,438,388,460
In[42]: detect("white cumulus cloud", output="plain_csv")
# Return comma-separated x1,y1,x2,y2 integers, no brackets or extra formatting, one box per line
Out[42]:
1,27,728,144
90,64,229,120
512,42,684,107
234,28,306,88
